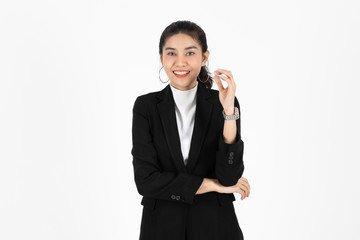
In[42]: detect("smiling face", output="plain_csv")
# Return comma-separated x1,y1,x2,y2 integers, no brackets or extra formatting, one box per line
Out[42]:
160,33,209,91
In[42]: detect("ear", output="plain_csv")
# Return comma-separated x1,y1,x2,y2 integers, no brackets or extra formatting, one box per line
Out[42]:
201,50,210,66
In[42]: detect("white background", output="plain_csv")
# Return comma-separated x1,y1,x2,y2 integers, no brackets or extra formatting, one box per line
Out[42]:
1,0,359,239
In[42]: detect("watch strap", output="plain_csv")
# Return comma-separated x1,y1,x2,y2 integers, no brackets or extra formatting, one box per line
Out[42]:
222,106,239,120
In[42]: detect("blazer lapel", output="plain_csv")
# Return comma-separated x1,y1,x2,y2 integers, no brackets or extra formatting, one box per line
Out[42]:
157,84,187,173
186,82,213,173
156,82,213,174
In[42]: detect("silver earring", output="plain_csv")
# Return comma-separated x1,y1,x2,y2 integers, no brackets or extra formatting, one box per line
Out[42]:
197,74,210,83
197,60,211,83
159,66,170,83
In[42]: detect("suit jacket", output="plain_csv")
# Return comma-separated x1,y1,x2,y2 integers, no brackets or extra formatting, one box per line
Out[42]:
131,81,245,240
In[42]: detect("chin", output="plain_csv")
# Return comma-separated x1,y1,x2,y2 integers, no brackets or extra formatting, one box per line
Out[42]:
172,80,197,89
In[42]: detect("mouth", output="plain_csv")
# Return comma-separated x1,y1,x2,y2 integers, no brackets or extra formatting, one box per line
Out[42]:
173,71,190,78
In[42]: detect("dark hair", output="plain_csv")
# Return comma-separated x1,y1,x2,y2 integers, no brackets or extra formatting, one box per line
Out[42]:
159,20,213,89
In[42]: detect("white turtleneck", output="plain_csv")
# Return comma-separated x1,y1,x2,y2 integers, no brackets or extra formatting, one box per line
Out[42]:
169,81,198,166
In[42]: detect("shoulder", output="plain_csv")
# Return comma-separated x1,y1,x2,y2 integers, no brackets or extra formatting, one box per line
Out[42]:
135,91,159,102
132,89,162,112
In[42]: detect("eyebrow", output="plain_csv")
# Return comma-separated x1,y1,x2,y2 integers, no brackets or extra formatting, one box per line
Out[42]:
164,46,198,51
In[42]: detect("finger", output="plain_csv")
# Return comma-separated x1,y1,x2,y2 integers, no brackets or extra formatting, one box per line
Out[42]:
239,181,250,196
238,177,247,184
239,181,250,194
213,74,225,92
245,183,250,197
215,68,233,79
241,179,250,190
213,71,225,80
238,189,244,200
215,69,236,89
215,71,235,90
213,72,229,84
217,74,233,90
214,70,232,83
238,185,248,198
241,189,246,200
240,178,250,191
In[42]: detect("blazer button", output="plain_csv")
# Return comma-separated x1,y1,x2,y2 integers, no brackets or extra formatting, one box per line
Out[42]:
171,194,176,199
228,159,234,164
228,155,234,160
176,196,180,200
229,152,234,156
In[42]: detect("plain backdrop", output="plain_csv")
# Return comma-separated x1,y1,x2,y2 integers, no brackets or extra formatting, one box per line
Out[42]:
0,0,359,239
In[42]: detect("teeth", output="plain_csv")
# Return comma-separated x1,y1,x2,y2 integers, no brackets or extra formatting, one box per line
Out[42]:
174,71,189,75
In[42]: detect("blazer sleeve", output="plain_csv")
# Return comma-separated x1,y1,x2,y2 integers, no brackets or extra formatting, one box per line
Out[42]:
215,96,245,186
131,96,204,205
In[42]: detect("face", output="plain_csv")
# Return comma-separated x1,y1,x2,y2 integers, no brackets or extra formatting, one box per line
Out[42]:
160,33,209,91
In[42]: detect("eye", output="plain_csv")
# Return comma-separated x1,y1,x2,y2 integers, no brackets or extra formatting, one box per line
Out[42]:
167,52,175,56
187,52,195,55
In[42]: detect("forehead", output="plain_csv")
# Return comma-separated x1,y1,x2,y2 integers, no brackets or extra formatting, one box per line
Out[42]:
164,33,200,49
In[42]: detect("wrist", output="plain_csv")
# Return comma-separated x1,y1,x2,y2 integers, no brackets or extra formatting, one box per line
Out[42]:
202,178,217,193
210,178,221,192
224,106,235,115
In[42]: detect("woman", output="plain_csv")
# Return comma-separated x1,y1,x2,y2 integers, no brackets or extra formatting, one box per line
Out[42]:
131,20,251,240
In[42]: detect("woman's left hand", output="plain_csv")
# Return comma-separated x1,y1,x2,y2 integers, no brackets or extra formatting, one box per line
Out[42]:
213,69,237,115
213,177,250,200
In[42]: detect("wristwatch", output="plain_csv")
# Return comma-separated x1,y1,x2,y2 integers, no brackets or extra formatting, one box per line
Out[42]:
222,107,239,120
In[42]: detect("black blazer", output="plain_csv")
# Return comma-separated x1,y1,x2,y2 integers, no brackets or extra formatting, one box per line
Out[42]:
131,81,245,240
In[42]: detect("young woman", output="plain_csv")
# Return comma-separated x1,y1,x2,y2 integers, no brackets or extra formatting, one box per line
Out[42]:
131,20,251,240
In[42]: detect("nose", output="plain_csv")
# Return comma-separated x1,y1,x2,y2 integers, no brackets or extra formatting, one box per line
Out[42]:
175,55,187,66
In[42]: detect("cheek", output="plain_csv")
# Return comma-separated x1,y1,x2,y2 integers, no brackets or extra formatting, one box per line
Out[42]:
162,58,173,68
189,57,203,67
163,64,172,72
161,60,170,68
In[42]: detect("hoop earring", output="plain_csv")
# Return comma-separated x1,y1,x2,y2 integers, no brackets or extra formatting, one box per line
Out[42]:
159,66,170,83
197,74,210,83
197,60,211,83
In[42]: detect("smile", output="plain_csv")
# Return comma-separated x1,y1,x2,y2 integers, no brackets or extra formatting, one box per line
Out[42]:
173,71,190,78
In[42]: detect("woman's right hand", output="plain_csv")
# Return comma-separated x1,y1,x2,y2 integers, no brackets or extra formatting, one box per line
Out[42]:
213,177,251,200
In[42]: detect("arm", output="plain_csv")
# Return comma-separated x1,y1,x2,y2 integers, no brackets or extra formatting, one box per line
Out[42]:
215,96,245,186
132,96,204,204
196,178,219,194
